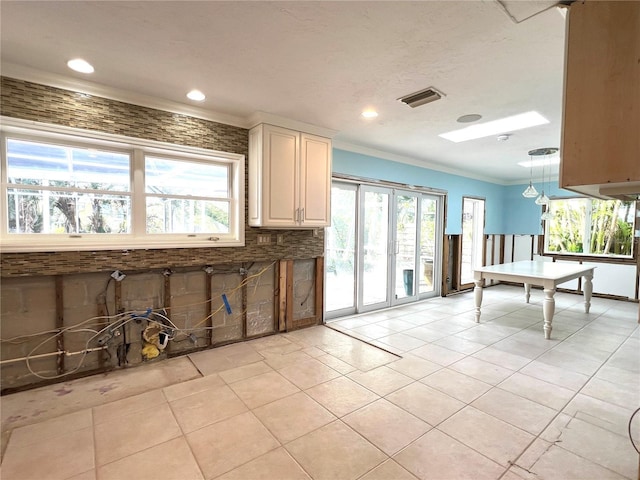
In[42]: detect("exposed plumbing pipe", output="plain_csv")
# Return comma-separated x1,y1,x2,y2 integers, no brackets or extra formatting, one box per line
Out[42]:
0,346,108,365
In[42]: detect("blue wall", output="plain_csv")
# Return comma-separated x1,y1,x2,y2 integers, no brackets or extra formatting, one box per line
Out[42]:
333,148,578,235
503,182,578,234
333,149,505,234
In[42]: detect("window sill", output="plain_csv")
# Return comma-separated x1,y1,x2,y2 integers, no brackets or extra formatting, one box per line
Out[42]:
0,236,245,253
542,251,637,265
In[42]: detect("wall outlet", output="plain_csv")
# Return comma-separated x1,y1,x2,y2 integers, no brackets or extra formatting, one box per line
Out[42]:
276,234,284,245
257,234,272,245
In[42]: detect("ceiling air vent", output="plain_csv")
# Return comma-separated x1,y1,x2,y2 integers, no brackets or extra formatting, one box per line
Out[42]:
398,87,444,108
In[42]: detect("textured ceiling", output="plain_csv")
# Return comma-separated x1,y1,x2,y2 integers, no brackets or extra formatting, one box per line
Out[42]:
0,1,567,184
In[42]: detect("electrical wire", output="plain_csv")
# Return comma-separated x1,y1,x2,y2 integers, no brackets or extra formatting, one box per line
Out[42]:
630,407,640,454
12,262,276,379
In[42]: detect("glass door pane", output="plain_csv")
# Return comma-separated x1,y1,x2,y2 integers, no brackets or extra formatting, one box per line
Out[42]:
419,196,437,294
394,193,418,302
325,184,357,314
361,188,389,308
460,197,485,286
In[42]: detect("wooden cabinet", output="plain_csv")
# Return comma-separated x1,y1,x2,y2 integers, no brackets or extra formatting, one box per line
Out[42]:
249,123,332,228
560,1,640,199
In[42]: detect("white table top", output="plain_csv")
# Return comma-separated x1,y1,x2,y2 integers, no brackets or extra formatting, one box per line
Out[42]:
475,260,594,281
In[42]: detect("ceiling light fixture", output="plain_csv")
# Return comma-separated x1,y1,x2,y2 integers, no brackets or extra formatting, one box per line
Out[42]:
67,58,94,74
518,147,560,168
361,110,378,119
439,111,549,143
187,90,206,102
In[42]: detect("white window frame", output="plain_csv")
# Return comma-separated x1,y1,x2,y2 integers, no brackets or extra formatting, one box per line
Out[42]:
543,197,635,259
0,117,245,252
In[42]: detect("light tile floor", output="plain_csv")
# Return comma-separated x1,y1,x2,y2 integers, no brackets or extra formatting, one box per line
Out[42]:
1,285,638,480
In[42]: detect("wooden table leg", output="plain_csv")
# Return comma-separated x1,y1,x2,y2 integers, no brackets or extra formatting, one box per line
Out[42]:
543,288,556,339
524,283,531,303
474,280,483,323
583,273,593,314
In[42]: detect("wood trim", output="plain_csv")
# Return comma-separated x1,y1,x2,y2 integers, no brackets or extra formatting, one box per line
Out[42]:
441,234,450,296
455,235,464,290
163,273,171,354
315,257,324,324
273,261,280,333
278,260,287,332
205,271,213,346
55,275,65,375
285,260,294,331
530,235,535,260
484,234,489,267
489,235,494,266
242,263,248,339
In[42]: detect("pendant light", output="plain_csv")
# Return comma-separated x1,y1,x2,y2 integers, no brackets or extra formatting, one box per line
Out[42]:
535,161,550,206
540,157,554,220
521,154,538,198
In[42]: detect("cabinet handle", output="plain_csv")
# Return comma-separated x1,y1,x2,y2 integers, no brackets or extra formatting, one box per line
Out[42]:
301,208,305,223
295,208,300,223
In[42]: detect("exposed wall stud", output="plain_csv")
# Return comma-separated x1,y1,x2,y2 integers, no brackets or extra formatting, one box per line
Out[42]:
55,276,65,375
315,257,324,325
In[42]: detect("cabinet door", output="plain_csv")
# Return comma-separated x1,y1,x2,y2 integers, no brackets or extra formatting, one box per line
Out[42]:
561,1,640,190
263,125,299,226
300,133,331,227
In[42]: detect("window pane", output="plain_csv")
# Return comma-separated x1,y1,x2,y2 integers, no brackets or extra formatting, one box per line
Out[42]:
7,189,44,233
146,197,229,234
7,139,130,191
7,189,130,234
547,198,634,257
589,199,634,256
145,157,229,197
547,198,586,253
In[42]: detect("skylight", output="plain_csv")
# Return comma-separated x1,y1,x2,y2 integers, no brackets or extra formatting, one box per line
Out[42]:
439,111,549,143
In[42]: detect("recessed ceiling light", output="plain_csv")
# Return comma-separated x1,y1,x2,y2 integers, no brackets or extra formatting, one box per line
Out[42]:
67,58,94,74
361,110,378,118
439,111,549,143
456,114,482,123
187,89,206,102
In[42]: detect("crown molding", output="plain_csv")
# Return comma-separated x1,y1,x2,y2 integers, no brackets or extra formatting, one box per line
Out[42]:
248,112,338,138
1,63,250,128
332,140,507,185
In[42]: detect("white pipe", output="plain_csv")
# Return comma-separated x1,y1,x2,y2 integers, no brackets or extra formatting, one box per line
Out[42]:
0,346,107,365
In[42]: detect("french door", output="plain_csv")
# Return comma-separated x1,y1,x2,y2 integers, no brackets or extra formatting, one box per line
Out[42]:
325,181,443,319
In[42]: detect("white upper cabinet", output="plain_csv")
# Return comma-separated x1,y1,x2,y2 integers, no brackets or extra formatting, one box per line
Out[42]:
249,123,332,228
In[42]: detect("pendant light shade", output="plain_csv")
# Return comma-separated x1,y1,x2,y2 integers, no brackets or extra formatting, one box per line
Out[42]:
522,158,538,198
535,192,550,205
522,182,538,198
541,210,553,220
